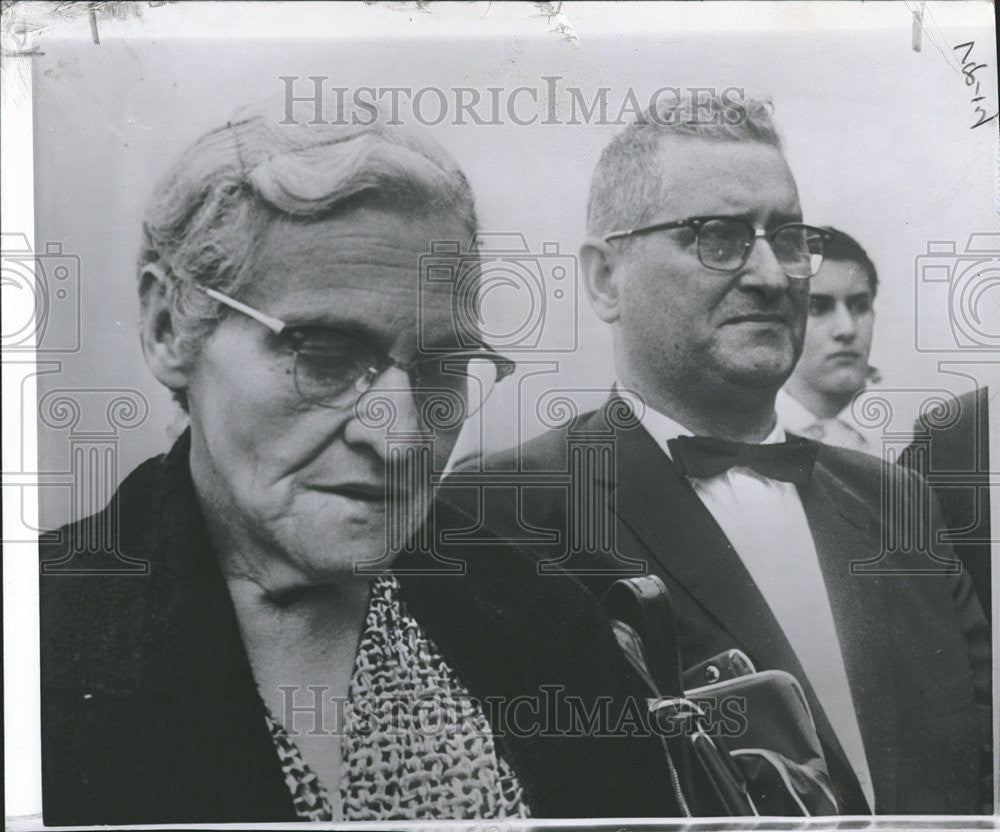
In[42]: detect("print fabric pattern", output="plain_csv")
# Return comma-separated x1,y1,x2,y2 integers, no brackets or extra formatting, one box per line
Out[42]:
265,575,530,821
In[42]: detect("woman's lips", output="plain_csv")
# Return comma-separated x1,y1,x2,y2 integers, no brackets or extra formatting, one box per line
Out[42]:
308,483,388,503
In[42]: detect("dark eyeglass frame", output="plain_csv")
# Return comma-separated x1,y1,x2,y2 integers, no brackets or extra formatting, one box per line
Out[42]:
603,215,832,279
197,285,515,416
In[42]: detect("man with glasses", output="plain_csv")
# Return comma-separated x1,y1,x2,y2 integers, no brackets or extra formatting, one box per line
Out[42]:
465,92,989,814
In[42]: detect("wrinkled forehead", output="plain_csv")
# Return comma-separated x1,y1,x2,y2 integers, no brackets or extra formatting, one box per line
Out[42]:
244,209,476,348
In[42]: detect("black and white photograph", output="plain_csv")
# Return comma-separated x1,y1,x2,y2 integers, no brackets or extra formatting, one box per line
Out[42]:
2,2,997,828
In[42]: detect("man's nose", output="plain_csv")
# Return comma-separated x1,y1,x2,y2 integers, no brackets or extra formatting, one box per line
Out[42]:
739,235,792,297
343,366,427,456
830,302,858,341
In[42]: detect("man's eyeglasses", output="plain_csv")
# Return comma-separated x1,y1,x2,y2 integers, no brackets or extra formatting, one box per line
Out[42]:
198,285,515,424
603,216,831,279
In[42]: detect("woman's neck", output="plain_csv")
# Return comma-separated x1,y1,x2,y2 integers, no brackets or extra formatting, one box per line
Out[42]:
227,575,369,818
225,572,372,657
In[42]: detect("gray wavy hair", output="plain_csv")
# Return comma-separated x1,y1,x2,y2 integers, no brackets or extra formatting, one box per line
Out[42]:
138,100,478,408
587,90,783,240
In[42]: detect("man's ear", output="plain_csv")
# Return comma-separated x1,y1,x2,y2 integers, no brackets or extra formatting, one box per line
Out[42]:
138,264,193,391
580,237,624,323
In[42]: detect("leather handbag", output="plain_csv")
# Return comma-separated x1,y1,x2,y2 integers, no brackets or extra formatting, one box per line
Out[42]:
603,575,838,816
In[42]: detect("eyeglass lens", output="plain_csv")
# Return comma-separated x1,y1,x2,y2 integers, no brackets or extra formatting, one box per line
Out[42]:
697,219,823,278
292,338,500,425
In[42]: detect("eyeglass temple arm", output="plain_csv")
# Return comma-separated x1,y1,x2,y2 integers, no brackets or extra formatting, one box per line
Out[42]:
605,219,828,245
495,354,517,380
141,264,287,335
201,286,286,334
603,218,691,243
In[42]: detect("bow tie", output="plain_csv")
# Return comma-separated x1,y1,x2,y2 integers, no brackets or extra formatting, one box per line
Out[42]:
667,435,818,486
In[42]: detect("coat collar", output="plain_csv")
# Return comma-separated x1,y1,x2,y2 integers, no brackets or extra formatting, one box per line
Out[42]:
42,430,297,820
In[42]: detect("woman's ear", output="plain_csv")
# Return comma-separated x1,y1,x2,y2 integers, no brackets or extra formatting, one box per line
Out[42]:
580,237,624,324
139,264,193,391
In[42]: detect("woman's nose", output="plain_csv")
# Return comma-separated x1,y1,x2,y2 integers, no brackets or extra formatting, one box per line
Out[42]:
343,366,427,456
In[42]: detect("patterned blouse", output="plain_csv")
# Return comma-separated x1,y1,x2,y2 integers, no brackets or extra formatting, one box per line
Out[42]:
263,575,530,821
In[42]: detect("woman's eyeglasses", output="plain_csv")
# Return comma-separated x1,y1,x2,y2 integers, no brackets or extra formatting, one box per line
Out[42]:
197,285,515,424
603,215,831,280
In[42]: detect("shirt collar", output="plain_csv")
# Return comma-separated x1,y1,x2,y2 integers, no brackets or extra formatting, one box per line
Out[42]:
776,388,864,432
775,389,823,434
617,386,786,461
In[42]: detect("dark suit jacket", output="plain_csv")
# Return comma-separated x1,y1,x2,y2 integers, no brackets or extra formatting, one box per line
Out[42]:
900,387,991,620
445,397,991,815
39,432,677,824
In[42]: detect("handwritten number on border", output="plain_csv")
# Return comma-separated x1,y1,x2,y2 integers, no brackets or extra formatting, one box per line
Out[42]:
953,42,998,130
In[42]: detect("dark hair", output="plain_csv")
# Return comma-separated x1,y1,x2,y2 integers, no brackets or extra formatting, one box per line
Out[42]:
819,227,878,297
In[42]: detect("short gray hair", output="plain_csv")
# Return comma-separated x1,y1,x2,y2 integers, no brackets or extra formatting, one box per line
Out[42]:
587,91,783,239
139,99,478,406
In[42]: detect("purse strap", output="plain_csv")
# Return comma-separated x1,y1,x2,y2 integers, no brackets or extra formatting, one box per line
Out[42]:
601,575,685,697
602,575,758,817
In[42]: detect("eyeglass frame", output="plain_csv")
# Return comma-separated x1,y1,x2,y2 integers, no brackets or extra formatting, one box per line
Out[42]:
192,283,516,415
602,215,833,279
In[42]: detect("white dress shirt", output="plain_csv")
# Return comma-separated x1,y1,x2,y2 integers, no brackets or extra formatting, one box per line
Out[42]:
775,389,882,457
620,391,876,810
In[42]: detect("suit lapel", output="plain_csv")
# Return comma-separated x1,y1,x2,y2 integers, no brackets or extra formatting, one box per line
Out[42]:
607,410,807,676
800,458,901,813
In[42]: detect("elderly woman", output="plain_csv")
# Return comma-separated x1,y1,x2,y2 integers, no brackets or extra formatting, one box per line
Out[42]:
39,104,676,823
